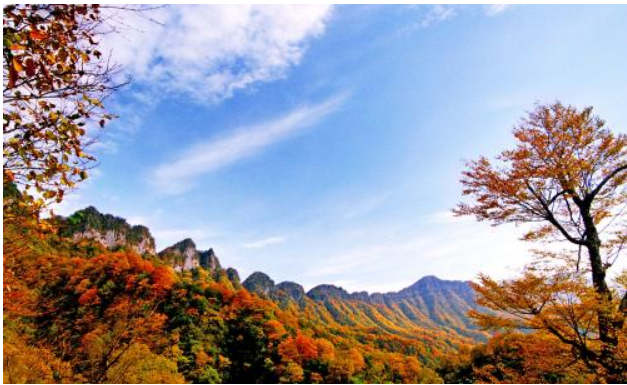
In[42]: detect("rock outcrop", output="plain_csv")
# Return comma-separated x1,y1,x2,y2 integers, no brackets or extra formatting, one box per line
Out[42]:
158,239,226,274
61,206,156,254
276,281,306,302
242,272,276,296
199,248,221,271
307,284,352,301
226,267,242,288
158,238,200,272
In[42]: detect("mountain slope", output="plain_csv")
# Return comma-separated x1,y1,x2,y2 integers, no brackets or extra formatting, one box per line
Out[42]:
243,272,487,342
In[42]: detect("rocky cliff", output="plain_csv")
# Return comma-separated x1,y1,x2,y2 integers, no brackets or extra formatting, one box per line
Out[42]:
158,238,201,271
60,206,156,254
158,238,227,272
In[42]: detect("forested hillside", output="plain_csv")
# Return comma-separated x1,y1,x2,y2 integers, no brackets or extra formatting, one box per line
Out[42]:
6,202,621,383
4,202,461,383
3,189,621,384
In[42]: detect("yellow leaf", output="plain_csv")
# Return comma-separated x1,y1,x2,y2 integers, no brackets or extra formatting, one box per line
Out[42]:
12,57,24,72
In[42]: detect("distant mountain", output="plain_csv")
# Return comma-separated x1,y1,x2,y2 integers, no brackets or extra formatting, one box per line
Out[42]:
244,272,486,342
59,206,156,254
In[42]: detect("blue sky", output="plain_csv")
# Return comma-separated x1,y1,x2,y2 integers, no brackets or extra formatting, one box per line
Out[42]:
56,5,627,293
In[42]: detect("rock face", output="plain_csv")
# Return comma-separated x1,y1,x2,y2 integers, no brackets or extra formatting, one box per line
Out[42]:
199,248,221,271
307,284,352,301
61,206,156,254
60,207,237,284
158,238,200,272
158,239,225,273
276,281,306,302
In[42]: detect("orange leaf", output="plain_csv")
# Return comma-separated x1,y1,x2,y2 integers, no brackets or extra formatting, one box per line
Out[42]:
29,29,47,40
12,57,23,72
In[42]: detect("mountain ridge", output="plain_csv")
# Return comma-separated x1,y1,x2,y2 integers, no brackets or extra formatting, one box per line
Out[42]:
242,270,485,342
241,271,473,303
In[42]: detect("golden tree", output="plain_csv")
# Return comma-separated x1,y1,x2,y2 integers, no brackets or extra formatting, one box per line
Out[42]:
3,4,126,216
454,102,626,381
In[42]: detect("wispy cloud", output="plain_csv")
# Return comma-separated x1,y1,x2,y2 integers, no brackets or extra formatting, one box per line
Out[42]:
151,93,348,194
244,236,286,249
421,5,459,28
484,4,513,17
399,4,514,36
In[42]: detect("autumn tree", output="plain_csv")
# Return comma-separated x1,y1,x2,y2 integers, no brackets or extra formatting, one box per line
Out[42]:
438,332,596,383
454,102,626,381
3,4,127,217
3,321,74,383
35,252,177,383
470,332,595,384
219,289,282,383
327,347,366,383
104,343,184,384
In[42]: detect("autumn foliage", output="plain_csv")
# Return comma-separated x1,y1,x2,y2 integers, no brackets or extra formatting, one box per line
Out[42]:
455,102,626,382
4,6,625,381
3,232,456,383
3,4,122,218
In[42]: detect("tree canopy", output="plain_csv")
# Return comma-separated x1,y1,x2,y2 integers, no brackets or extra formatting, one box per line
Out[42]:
455,102,626,382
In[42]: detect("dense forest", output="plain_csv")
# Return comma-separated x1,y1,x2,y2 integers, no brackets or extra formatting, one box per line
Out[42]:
2,199,462,383
3,4,626,384
3,190,626,383
3,198,622,383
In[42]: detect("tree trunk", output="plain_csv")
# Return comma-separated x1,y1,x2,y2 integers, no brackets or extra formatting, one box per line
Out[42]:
581,209,624,380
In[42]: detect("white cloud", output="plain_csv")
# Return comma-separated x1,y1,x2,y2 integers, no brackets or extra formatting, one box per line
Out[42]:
102,5,332,103
244,236,286,249
151,93,347,194
398,4,513,36
484,4,513,17
50,192,85,217
421,5,459,28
